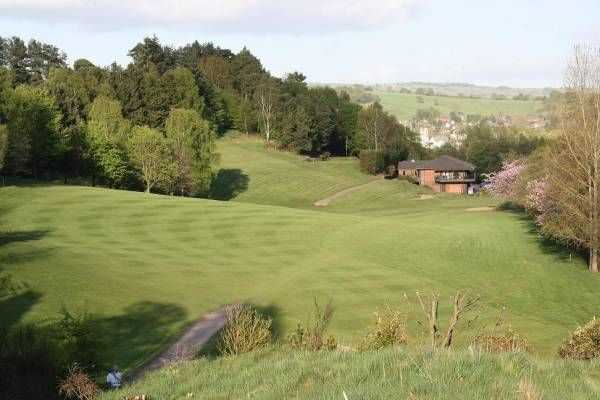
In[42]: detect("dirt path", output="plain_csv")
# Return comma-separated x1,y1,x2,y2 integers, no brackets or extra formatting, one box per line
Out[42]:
128,306,230,381
313,176,383,207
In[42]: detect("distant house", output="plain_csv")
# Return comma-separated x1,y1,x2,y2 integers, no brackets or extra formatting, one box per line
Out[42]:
398,155,476,194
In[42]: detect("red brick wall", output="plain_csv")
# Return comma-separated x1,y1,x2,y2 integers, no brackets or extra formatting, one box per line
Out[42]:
420,169,436,187
443,183,467,194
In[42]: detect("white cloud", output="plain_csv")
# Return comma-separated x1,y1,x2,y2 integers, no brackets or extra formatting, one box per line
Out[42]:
0,0,425,33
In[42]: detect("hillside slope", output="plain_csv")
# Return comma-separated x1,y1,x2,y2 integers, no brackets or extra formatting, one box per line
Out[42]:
215,135,372,208
1,139,599,370
101,348,600,400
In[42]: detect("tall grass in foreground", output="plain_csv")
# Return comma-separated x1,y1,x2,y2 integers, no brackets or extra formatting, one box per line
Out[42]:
101,348,600,400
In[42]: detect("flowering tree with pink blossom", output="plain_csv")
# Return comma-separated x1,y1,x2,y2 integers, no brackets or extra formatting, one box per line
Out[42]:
484,159,526,199
525,178,549,225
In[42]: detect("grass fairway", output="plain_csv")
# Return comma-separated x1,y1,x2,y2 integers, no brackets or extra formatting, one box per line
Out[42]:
214,135,372,208
2,138,600,371
374,90,544,121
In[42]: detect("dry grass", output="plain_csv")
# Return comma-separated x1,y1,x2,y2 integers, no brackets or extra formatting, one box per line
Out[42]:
517,379,543,400
472,329,530,353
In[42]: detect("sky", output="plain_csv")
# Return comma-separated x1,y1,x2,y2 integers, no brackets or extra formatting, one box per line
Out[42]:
0,0,599,88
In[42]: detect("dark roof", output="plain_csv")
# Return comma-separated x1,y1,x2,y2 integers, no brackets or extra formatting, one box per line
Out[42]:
398,155,475,172
397,160,425,169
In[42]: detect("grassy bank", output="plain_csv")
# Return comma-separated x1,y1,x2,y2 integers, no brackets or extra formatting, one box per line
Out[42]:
101,347,600,399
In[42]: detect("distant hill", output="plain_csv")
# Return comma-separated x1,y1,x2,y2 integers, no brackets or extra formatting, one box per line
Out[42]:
319,82,556,99
316,82,551,123
381,82,555,99
373,90,546,122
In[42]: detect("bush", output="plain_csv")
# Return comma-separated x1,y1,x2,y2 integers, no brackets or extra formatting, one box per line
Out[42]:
216,304,272,356
359,150,385,175
288,299,336,351
58,364,98,400
0,324,65,400
360,307,407,350
55,308,102,371
320,152,331,161
384,165,397,179
0,306,104,400
558,317,600,360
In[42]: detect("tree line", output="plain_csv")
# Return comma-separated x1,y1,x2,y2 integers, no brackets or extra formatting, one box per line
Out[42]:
0,35,423,194
486,45,600,273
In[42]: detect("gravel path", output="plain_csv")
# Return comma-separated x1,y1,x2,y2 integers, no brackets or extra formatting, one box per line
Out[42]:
313,176,383,207
129,306,231,381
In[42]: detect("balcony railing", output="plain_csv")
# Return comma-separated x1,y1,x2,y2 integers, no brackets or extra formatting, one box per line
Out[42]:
435,173,476,183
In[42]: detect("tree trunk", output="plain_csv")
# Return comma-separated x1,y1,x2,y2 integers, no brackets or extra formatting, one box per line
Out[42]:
590,247,598,272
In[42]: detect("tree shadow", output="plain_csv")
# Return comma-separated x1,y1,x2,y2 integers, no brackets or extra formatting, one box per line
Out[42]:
496,202,584,264
0,229,50,247
209,169,249,201
91,301,188,371
255,304,283,340
0,275,43,331
0,229,53,267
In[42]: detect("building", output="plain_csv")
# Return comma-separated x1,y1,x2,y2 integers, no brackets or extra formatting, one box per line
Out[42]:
398,155,476,194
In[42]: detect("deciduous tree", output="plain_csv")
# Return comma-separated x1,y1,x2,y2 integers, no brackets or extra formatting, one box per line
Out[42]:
0,124,8,183
86,96,131,187
128,126,170,193
164,108,216,195
256,79,277,143
3,85,61,177
542,45,600,272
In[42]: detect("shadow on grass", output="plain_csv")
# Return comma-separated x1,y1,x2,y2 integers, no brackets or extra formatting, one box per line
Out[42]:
209,169,250,201
92,301,188,370
496,201,585,264
0,275,43,331
0,228,51,330
0,229,50,247
255,304,283,340
0,228,53,267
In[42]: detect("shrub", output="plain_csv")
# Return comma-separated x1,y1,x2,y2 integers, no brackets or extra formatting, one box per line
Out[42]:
0,324,65,400
58,364,98,400
471,328,529,353
384,165,397,179
0,306,105,400
216,304,272,356
288,299,336,351
320,152,330,161
55,308,102,371
360,307,407,350
359,150,385,175
558,317,600,360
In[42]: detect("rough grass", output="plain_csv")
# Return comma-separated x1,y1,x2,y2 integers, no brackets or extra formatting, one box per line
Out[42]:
100,348,600,400
2,137,600,371
374,90,544,121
